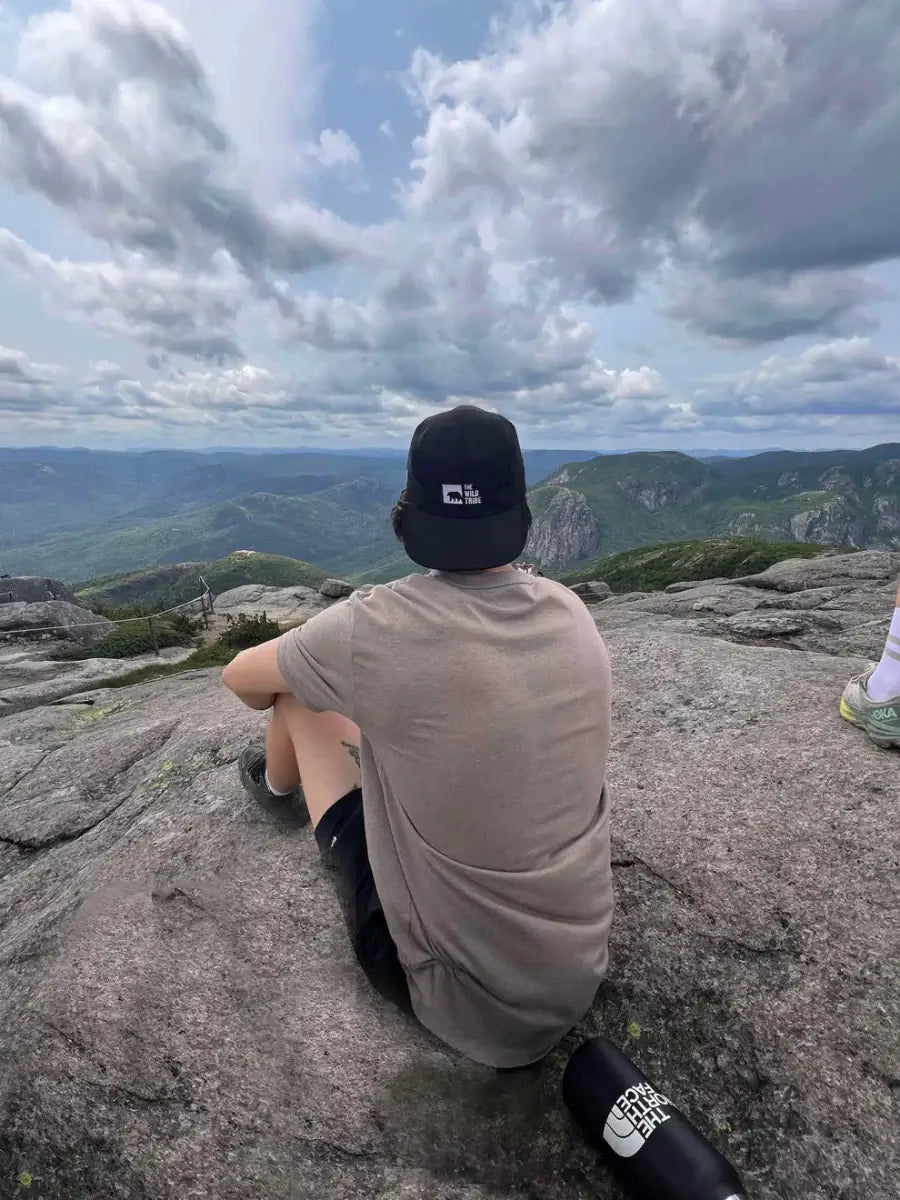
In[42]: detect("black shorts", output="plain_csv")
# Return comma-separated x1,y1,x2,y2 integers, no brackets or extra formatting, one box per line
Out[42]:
314,788,412,1014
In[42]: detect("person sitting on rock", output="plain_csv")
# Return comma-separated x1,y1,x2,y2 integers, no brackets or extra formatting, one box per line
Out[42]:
840,575,900,748
221,404,613,1070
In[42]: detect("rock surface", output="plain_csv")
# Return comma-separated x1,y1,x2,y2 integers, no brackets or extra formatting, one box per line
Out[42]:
318,578,356,600
0,552,898,1199
587,550,900,660
0,644,194,716
214,584,330,623
0,577,76,605
0,601,115,646
568,580,612,601
525,486,601,569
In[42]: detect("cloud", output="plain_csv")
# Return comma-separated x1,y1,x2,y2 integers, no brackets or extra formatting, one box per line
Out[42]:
3,0,900,451
0,0,359,275
0,345,59,384
0,1,375,366
0,228,247,361
5,334,900,450
303,128,361,171
160,0,321,201
694,338,900,430
404,0,900,340
667,270,888,345
86,359,126,382
0,345,67,418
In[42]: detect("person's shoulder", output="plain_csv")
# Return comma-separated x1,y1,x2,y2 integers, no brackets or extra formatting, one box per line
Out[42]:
531,574,580,600
353,573,429,601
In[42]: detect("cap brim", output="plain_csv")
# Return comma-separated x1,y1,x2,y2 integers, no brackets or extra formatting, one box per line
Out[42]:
401,502,530,571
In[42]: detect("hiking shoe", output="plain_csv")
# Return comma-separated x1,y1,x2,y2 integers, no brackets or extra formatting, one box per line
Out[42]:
840,667,900,749
238,744,310,826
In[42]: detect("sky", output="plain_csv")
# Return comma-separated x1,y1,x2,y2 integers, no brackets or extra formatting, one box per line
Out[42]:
1,0,900,452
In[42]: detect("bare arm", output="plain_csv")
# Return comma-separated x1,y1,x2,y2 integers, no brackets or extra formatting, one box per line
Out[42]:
221,639,290,710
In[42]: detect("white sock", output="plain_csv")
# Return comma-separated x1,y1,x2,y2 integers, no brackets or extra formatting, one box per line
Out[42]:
867,607,900,701
264,768,295,796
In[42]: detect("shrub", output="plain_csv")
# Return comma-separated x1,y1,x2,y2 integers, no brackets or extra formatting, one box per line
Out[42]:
167,611,204,636
217,612,282,651
93,601,155,621
50,618,196,661
559,537,836,593
105,612,284,689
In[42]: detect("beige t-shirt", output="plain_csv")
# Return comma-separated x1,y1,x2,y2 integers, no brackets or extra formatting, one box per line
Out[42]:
276,569,613,1068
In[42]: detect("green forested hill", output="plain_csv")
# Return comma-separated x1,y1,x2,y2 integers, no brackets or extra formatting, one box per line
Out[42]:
558,537,838,592
3,443,899,582
527,444,900,568
75,552,328,610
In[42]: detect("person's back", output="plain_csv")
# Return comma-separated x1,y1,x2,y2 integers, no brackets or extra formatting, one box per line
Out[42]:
349,567,612,1065
225,403,614,1069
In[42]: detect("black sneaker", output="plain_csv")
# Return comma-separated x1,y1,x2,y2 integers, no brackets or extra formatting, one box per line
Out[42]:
238,744,310,827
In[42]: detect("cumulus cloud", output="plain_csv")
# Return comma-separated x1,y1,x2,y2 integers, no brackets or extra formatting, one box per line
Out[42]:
2,0,900,448
405,0,900,341
0,228,246,361
4,333,900,450
161,0,321,201
303,128,362,172
0,0,361,273
0,345,67,419
0,345,60,387
667,270,888,345
694,338,900,433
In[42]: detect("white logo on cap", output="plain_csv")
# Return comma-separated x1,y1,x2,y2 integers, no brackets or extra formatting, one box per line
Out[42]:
442,483,481,506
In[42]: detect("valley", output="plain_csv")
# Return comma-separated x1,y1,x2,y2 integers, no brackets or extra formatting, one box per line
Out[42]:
2,443,899,584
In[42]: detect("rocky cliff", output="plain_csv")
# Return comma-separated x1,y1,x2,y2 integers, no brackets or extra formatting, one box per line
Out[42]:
526,450,900,571
0,577,75,605
525,486,601,567
0,601,115,647
0,552,897,1199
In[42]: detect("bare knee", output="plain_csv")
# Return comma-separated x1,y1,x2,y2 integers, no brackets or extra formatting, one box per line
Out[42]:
273,693,358,744
270,694,361,828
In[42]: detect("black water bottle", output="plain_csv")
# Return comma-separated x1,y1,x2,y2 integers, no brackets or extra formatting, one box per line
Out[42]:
562,1038,747,1200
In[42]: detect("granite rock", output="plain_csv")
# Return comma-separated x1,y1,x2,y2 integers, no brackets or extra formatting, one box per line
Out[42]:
0,577,76,606
569,581,613,602
0,552,897,1198
0,601,115,646
214,585,329,623
318,578,356,600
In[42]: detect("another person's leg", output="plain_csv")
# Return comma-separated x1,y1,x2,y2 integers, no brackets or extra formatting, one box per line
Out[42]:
866,577,900,702
239,695,412,1012
840,577,900,747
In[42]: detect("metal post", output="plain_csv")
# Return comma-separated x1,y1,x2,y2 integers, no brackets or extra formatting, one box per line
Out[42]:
148,614,159,656
199,576,211,626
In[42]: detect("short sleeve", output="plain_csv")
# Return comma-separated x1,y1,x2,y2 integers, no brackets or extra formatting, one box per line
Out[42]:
275,598,355,720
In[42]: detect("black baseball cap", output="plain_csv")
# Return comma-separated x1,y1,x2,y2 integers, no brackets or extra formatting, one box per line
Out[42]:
401,405,531,571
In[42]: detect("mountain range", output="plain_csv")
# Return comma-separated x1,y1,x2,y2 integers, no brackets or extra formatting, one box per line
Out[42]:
1,443,899,583
525,444,900,569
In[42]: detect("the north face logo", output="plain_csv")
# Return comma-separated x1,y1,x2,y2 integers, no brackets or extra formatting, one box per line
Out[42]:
442,484,481,506
602,1083,672,1159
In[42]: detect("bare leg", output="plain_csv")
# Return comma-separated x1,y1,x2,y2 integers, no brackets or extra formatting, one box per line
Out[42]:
865,576,900,703
265,694,361,828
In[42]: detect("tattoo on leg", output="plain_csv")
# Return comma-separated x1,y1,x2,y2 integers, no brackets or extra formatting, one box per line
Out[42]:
341,741,361,769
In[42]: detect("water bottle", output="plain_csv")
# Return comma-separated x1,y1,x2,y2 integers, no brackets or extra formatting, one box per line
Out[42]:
562,1037,747,1200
